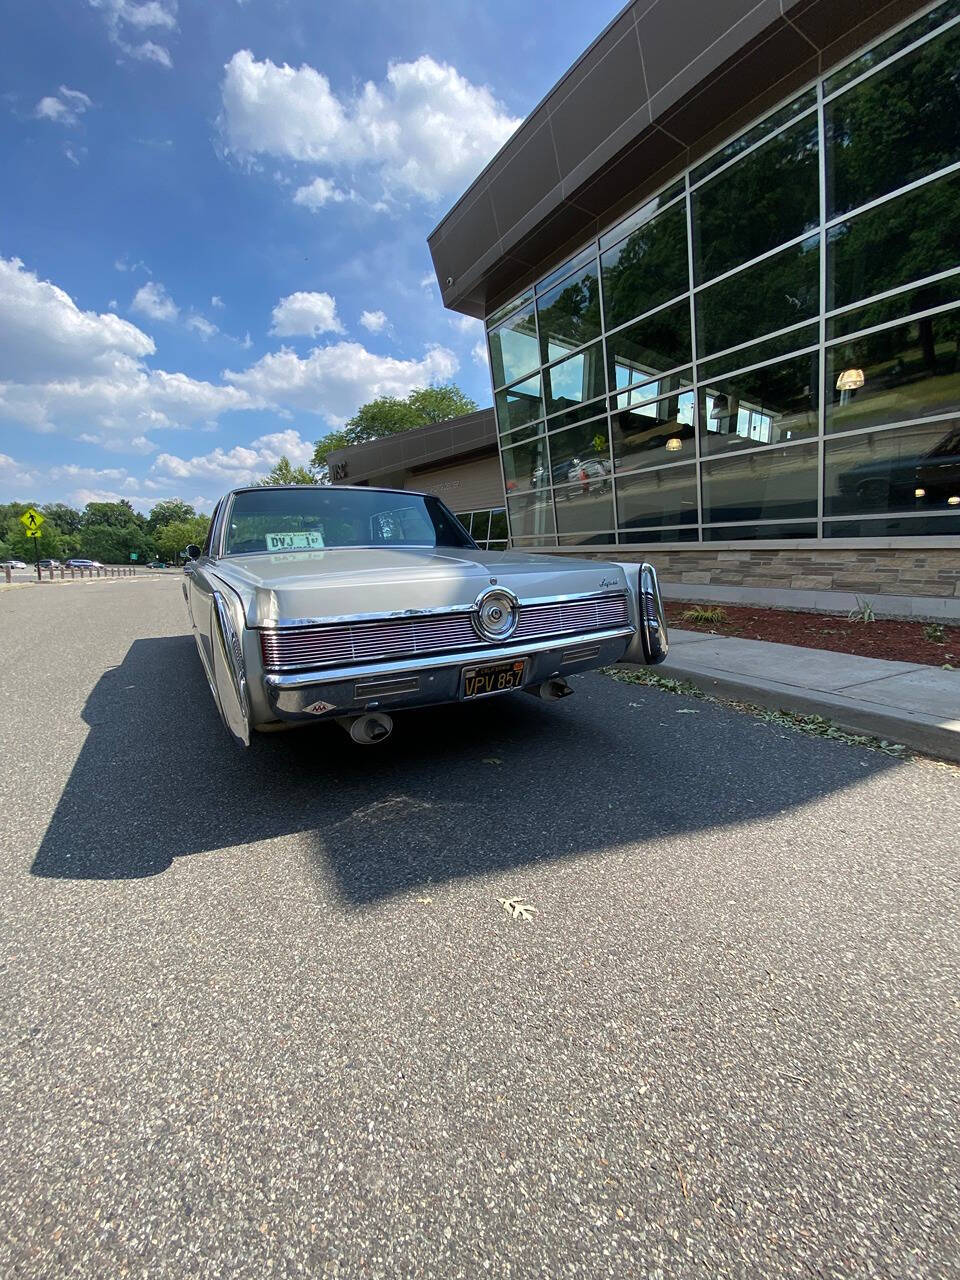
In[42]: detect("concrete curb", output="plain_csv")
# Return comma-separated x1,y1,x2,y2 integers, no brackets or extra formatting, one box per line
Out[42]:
646,660,960,763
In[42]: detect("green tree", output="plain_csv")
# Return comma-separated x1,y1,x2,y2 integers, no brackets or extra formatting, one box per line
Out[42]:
258,456,317,486
41,502,83,534
154,516,211,564
79,524,156,565
80,499,143,529
312,383,479,471
147,498,197,532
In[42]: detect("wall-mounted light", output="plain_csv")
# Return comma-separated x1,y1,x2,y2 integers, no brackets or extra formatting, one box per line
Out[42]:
914,487,926,498
665,437,683,452
948,495,960,506
836,368,865,391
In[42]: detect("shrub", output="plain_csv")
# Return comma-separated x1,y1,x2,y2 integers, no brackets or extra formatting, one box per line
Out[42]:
681,605,727,626
847,597,876,623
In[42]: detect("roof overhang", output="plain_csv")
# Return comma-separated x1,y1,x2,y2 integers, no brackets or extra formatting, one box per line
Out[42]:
428,0,928,318
325,409,497,485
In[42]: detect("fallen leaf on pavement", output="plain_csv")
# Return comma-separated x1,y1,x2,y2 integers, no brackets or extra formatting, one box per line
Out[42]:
498,896,536,921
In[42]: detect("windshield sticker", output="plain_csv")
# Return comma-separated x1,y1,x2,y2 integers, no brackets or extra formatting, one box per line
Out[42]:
265,532,325,551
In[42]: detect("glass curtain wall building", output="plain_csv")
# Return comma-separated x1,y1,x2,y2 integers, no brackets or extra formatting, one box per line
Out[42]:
486,1,960,548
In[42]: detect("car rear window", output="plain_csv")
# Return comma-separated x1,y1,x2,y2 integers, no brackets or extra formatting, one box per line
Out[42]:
222,488,475,555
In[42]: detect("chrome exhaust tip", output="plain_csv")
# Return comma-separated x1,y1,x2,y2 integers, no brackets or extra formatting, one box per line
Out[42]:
338,712,394,744
524,677,574,701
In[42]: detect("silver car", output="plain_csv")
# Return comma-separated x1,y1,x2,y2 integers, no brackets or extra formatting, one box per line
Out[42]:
182,485,668,746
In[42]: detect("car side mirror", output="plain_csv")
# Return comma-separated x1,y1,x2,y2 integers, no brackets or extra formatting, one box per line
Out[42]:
184,544,202,560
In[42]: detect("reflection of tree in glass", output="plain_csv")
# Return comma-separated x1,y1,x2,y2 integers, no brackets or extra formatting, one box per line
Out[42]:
697,240,820,356
601,203,688,330
609,301,691,377
828,169,960,311
826,23,960,217
537,267,601,357
693,117,820,282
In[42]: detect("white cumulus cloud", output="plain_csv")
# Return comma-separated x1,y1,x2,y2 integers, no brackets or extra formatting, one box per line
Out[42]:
223,341,458,425
359,309,387,333
186,314,218,339
270,290,343,338
0,255,258,447
0,255,154,383
219,49,520,202
131,280,178,322
34,86,93,127
152,428,315,486
292,177,347,210
88,0,177,68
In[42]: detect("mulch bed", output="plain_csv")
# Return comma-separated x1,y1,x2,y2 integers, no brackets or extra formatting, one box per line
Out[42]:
667,603,960,668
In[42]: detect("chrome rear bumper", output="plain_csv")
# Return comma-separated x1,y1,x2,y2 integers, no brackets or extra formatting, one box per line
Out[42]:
261,626,633,722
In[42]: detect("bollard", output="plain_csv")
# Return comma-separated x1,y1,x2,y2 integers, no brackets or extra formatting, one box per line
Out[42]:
59,566,64,579
71,568,75,579
48,566,54,581
3,566,10,585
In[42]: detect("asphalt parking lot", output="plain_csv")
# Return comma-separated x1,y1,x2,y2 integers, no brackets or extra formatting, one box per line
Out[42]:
1,575,958,1278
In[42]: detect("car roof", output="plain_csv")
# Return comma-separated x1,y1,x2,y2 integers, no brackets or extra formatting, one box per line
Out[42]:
226,484,428,499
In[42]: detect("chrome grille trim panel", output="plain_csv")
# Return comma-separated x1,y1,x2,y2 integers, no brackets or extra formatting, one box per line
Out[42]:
259,592,630,671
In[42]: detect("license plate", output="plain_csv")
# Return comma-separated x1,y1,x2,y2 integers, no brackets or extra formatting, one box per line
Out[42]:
462,658,527,699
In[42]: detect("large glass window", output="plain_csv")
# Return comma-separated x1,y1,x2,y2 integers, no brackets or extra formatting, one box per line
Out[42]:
488,301,539,388
616,465,698,528
486,4,960,547
600,202,689,330
506,491,556,539
495,374,542,433
827,170,960,312
696,237,819,357
543,340,606,417
605,301,691,390
825,22,960,217
701,443,819,524
548,420,611,489
502,436,550,495
699,354,819,456
554,480,615,537
693,115,820,283
610,385,695,472
536,257,601,364
824,421,960,516
825,313,960,434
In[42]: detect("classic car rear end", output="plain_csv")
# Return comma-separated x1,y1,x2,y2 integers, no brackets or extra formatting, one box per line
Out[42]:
183,486,667,746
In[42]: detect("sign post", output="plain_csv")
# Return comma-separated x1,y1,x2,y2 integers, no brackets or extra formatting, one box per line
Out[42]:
19,507,45,581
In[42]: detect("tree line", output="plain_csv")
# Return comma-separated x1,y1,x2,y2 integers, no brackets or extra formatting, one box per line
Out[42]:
0,498,210,565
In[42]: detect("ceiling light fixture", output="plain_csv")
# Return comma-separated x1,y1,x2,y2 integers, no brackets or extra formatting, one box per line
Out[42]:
836,368,865,391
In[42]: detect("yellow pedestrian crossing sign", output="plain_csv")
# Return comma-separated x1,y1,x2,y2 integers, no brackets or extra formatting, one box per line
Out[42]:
20,507,44,537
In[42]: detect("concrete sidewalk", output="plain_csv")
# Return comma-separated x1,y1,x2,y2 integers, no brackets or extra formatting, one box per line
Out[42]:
655,629,960,762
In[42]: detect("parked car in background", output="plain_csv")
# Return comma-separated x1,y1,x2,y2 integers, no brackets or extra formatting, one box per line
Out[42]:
37,559,62,569
65,558,100,569
182,484,668,747
1,559,28,569
146,560,167,568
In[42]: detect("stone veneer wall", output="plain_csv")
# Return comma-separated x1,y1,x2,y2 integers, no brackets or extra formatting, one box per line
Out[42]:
581,547,960,604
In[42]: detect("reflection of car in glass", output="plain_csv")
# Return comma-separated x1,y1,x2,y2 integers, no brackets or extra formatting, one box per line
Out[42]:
836,425,960,507
182,485,668,747
560,458,611,496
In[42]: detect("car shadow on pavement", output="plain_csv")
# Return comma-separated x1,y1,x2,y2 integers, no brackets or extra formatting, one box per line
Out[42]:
31,633,900,895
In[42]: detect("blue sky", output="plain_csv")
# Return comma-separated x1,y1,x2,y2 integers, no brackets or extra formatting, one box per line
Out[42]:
0,0,622,512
